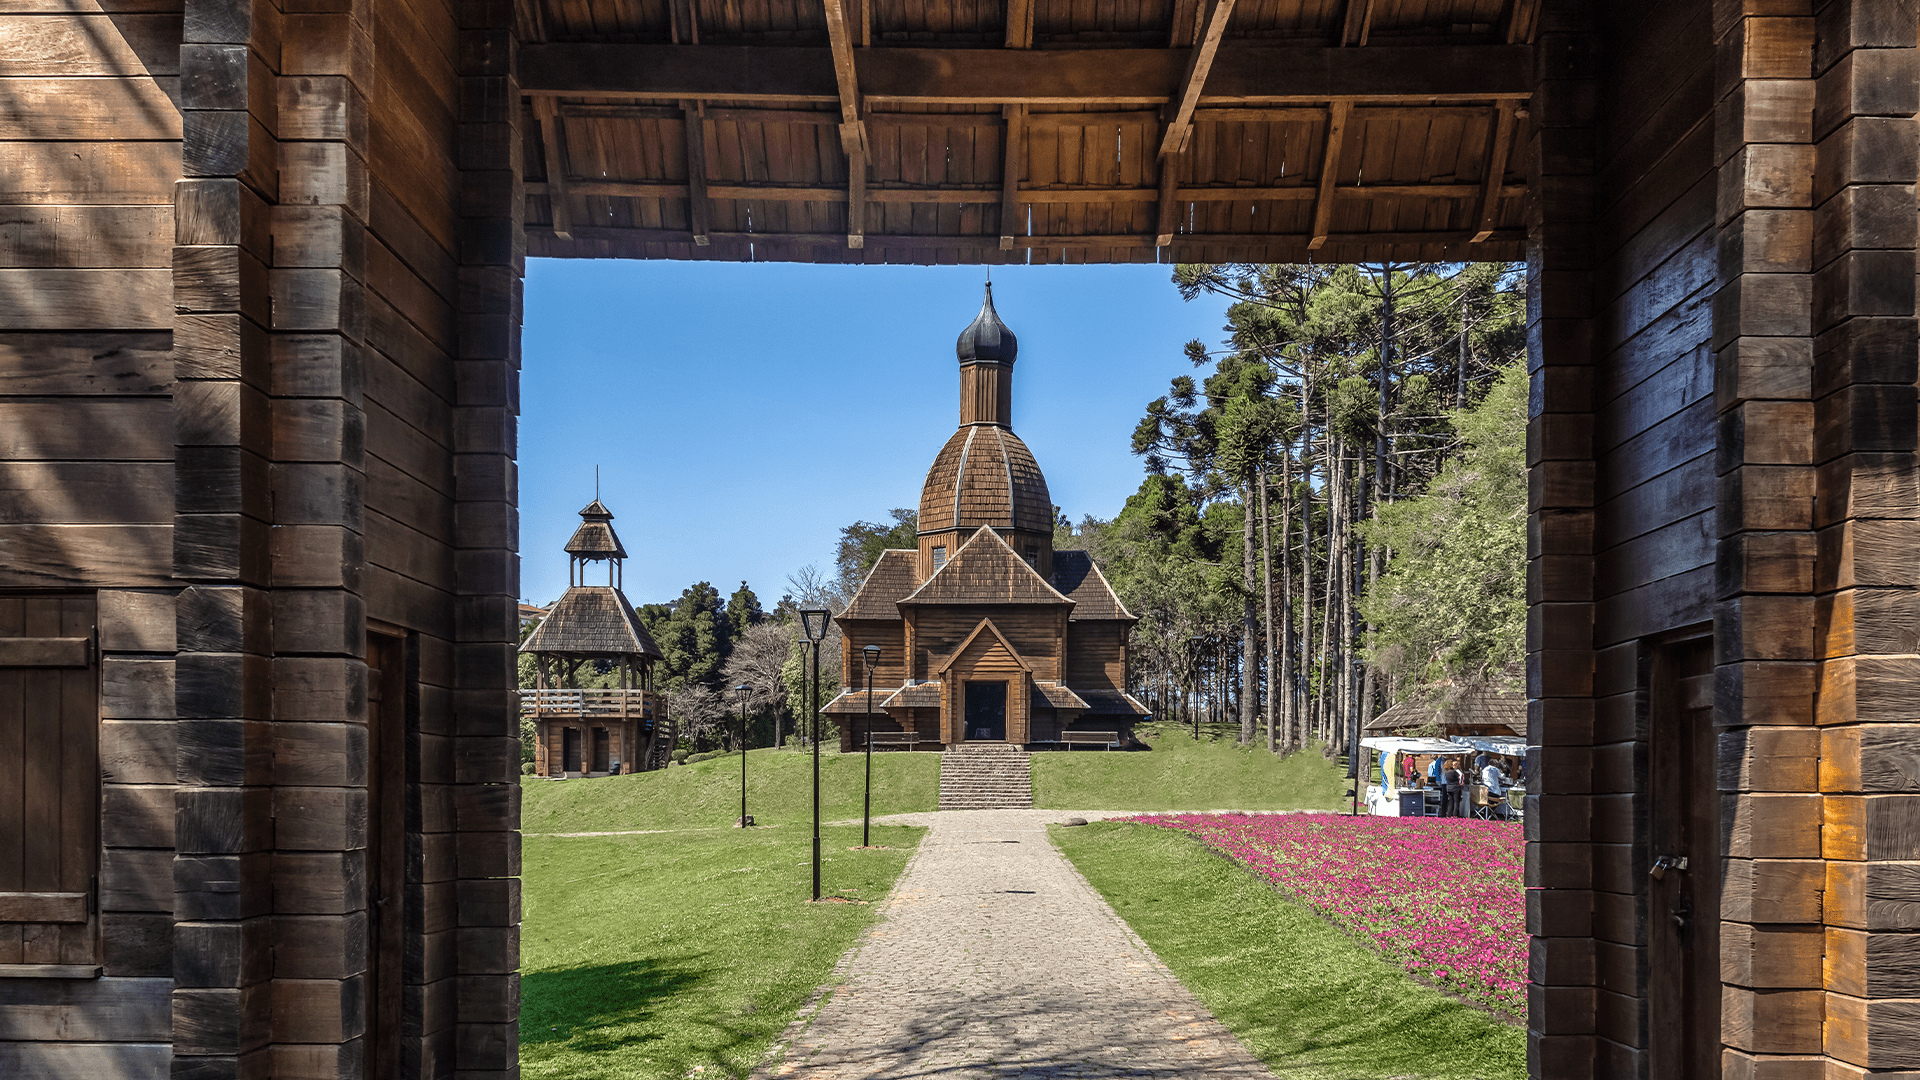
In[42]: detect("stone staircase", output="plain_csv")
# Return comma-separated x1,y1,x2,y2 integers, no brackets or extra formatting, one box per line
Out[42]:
938,743,1033,809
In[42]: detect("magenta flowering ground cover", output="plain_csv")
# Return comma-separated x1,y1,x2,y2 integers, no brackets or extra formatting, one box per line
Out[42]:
1133,813,1526,1015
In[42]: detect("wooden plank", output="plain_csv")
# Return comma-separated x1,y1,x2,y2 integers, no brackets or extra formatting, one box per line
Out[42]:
0,77,179,140
0,14,182,75
1157,0,1238,158
1471,103,1517,243
1307,99,1350,250
532,97,571,241
681,102,711,246
0,892,87,923
1338,0,1372,46
1000,105,1025,248
526,179,1514,203
0,638,89,668
519,43,1537,105
0,270,172,330
1004,0,1033,47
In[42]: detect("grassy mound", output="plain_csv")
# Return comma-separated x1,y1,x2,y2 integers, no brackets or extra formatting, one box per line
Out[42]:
521,824,922,1080
1031,722,1349,811
522,748,941,833
1052,820,1525,1080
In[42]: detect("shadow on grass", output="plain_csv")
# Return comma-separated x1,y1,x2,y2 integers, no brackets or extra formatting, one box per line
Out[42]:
521,957,710,1052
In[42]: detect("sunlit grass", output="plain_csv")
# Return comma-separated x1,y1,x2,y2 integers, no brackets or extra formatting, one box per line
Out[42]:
521,825,922,1080
1031,722,1350,811
1052,820,1526,1080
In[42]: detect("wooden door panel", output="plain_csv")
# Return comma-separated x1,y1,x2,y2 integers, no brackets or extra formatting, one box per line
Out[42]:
1648,635,1717,1080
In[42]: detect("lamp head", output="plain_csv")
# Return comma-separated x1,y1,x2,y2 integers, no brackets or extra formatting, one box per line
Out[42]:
862,644,881,672
735,683,750,694
799,608,831,642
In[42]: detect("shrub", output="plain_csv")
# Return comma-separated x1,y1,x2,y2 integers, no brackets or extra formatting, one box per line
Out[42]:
521,762,535,775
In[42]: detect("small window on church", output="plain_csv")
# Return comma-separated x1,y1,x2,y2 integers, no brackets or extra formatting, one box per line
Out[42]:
1023,548,1037,567
932,546,947,570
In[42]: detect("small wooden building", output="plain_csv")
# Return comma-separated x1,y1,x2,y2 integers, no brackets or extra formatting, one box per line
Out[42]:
520,500,671,776
825,289,1147,749
1366,684,1527,741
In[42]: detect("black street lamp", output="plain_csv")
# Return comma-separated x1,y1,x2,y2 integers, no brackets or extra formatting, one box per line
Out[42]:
861,644,880,848
736,683,752,827
799,608,831,900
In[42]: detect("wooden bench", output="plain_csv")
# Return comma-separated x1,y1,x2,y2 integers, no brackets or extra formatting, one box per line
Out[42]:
866,731,920,750
1060,730,1119,750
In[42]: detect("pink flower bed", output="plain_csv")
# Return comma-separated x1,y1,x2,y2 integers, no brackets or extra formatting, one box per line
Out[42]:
1133,813,1526,1014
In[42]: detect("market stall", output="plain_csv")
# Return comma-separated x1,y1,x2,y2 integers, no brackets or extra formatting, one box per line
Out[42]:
1360,736,1476,817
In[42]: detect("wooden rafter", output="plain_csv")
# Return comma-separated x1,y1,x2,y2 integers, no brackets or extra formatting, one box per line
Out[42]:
519,44,1535,104
680,100,711,246
1306,99,1351,251
523,179,1527,204
1471,103,1517,243
822,0,869,246
532,97,572,241
1000,105,1026,250
1004,0,1034,48
1154,152,1181,247
1500,0,1542,44
668,0,698,44
1167,0,1199,47
556,104,1502,128
535,224,1524,250
1338,0,1373,46
1157,0,1237,158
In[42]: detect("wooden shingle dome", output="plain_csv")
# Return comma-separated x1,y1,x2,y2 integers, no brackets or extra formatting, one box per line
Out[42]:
916,286,1056,578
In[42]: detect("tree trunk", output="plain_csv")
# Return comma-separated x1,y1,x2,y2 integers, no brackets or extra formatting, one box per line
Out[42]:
1241,482,1258,745
1300,429,1317,743
1260,461,1279,753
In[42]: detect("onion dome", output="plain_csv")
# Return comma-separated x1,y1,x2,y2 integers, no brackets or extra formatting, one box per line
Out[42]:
565,499,626,561
956,283,1017,364
917,424,1054,535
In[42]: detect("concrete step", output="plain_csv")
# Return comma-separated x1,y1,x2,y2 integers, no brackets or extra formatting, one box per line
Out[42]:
937,747,1034,810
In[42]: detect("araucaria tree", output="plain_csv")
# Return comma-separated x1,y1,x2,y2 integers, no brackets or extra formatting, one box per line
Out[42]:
1098,261,1525,756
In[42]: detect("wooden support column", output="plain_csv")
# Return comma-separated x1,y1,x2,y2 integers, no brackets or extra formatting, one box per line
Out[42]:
823,0,869,248
1806,1,1920,1073
533,98,573,241
1001,105,1025,250
171,0,281,1069
680,102,712,246
453,0,527,1069
1710,6,1822,1075
1523,2,1599,1075
1306,101,1351,251
1470,103,1517,243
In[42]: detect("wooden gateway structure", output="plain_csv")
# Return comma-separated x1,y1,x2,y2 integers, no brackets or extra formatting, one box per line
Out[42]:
1,0,1916,1073
519,500,670,776
823,288,1147,748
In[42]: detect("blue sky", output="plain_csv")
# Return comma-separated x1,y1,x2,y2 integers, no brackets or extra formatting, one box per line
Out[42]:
518,260,1237,608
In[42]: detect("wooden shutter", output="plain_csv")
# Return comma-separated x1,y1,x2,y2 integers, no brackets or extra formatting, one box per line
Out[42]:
0,596,99,974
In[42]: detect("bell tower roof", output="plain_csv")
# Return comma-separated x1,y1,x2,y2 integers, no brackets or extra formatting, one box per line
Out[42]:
565,500,627,560
955,283,1017,364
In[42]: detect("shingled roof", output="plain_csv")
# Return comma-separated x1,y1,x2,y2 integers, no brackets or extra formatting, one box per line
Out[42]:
899,526,1073,608
1365,684,1526,738
840,549,920,621
1078,689,1151,717
1050,551,1135,622
564,498,627,560
519,586,663,659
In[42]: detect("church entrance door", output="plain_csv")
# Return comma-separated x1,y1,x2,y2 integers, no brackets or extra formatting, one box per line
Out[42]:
965,681,1007,741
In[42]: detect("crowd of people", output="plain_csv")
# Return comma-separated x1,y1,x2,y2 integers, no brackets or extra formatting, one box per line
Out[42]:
1406,750,1522,819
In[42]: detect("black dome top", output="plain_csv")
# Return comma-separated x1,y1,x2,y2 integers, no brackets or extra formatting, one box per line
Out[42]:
955,284,1017,364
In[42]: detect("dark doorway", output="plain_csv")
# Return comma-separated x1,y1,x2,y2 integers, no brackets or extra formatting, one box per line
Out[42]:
592,727,610,772
562,727,582,773
365,629,413,1080
1647,634,1718,1079
964,681,1007,741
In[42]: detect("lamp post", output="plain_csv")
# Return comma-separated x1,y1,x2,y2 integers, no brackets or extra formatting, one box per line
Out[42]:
861,644,880,848
735,683,752,827
799,609,831,901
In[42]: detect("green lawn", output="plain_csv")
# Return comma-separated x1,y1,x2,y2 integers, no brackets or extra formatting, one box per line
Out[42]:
522,747,941,833
1051,820,1526,1080
1031,723,1350,811
521,824,923,1080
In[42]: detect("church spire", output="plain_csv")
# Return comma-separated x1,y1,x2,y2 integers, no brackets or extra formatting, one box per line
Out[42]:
955,284,1017,426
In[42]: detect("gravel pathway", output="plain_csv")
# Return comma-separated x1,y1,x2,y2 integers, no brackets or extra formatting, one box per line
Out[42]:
755,808,1275,1079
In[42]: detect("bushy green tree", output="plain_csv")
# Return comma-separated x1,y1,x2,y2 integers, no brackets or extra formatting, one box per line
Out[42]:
835,509,917,593
1361,359,1527,688
641,581,734,691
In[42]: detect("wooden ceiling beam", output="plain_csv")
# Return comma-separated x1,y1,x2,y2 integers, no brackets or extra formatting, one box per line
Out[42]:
668,0,697,44
529,179,1524,203
1501,0,1542,44
680,101,711,246
1471,103,1517,243
532,97,572,240
1004,0,1034,48
1306,99,1351,251
1158,0,1237,157
1000,105,1025,249
555,104,1496,128
822,0,868,247
1337,0,1374,46
534,223,1524,250
519,43,1535,105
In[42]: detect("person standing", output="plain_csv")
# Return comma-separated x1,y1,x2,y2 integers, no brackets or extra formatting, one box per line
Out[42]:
1441,757,1465,818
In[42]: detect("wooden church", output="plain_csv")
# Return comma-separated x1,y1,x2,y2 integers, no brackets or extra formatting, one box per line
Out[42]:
825,288,1146,750
519,500,672,776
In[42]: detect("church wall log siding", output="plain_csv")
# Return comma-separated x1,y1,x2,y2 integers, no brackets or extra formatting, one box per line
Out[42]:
1808,1,1920,1072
